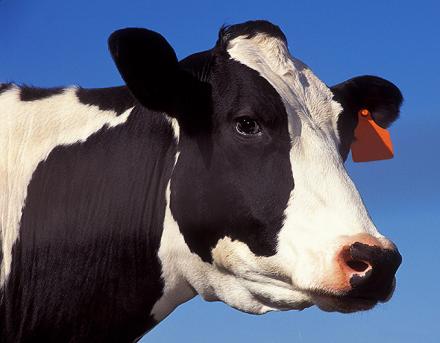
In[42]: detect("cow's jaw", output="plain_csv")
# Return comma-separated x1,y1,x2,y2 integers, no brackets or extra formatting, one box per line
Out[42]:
153,146,313,322
153,181,314,321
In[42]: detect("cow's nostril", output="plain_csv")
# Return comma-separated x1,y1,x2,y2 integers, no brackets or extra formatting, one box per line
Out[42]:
346,260,369,273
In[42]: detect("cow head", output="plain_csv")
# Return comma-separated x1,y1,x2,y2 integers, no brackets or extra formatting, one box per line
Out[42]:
109,20,402,316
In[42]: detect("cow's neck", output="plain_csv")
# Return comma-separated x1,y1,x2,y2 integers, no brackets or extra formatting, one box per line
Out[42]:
1,95,180,340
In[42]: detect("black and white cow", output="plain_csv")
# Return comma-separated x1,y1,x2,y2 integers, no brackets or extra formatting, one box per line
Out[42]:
0,20,403,342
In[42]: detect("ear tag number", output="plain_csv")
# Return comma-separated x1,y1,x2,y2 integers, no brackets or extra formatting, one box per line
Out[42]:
351,109,394,162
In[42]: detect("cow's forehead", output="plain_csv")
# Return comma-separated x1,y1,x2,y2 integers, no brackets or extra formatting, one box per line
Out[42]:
226,33,343,140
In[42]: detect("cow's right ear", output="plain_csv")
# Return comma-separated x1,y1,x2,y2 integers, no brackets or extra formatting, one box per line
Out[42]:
108,28,209,118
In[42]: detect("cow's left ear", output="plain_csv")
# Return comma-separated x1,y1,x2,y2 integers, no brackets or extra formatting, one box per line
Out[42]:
330,75,403,161
108,28,210,120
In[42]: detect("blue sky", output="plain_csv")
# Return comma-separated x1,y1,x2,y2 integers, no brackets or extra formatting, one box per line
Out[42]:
1,0,439,342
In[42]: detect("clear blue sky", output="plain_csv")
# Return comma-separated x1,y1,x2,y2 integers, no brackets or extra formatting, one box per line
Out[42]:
1,0,439,342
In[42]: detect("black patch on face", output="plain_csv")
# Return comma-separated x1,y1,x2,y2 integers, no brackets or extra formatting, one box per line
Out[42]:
2,107,176,342
20,85,64,101
76,86,136,115
0,83,12,95
331,75,403,161
170,55,294,262
217,20,287,49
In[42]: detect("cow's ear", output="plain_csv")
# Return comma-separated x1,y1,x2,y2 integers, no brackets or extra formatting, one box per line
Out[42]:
331,75,403,161
108,28,209,118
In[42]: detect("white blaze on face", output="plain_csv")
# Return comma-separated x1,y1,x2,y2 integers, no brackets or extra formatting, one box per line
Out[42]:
227,34,382,292
0,86,133,286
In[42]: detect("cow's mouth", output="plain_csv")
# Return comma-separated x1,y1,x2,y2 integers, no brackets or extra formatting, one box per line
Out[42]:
308,279,396,313
244,283,385,314
311,293,379,313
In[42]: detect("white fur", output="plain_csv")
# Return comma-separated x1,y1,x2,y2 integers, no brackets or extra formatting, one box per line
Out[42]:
154,33,387,318
164,115,180,143
0,85,132,286
227,34,383,295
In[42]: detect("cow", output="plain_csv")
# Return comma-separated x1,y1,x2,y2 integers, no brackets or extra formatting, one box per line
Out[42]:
0,20,403,342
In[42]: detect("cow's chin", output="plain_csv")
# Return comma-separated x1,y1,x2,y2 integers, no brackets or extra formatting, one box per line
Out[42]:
213,280,382,315
218,282,382,315
309,293,378,313
306,280,397,313
307,277,396,313
216,280,380,315
211,277,381,315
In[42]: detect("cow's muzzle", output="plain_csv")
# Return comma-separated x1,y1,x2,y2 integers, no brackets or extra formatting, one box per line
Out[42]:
311,234,402,312
311,233,402,312
335,234,402,302
341,241,402,301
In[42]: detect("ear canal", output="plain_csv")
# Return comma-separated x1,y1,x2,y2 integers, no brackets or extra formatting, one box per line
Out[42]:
108,28,181,114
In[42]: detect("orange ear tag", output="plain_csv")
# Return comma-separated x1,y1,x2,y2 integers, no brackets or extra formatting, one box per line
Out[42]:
351,109,394,162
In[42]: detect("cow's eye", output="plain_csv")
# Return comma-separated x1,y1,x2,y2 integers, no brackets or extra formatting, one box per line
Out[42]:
235,116,262,136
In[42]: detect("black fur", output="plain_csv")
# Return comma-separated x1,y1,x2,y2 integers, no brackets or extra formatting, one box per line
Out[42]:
331,75,403,161
108,28,212,130
20,85,64,101
179,50,214,83
1,107,177,342
108,28,181,115
76,86,136,115
0,83,12,95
